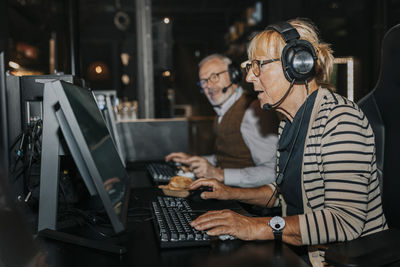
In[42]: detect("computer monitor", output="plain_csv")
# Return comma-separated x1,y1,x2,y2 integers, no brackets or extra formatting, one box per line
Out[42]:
0,52,9,175
39,80,129,235
93,90,125,165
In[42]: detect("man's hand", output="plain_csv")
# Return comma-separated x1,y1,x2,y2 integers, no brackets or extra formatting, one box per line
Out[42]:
165,152,190,163
190,210,271,241
189,178,234,200
186,156,224,181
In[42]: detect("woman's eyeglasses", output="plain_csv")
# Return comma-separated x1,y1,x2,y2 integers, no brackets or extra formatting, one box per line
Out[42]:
243,59,280,77
198,70,228,89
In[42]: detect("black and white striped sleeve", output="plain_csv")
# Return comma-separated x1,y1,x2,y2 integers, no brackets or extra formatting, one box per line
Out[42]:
298,105,375,245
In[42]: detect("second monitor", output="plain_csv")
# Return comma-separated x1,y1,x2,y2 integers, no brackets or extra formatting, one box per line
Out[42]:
39,80,130,236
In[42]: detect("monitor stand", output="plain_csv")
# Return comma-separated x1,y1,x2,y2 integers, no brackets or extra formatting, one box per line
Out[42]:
38,229,127,254
38,83,127,254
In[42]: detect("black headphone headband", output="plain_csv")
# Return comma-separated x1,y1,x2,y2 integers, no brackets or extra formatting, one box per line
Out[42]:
265,21,317,83
265,21,300,43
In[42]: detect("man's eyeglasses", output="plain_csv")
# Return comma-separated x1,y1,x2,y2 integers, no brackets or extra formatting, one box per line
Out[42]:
198,70,228,89
242,59,280,77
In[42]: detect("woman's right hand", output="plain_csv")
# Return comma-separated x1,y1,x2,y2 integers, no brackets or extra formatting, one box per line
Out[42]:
189,178,235,200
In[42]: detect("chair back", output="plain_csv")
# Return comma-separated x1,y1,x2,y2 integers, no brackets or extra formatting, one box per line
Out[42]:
358,24,400,229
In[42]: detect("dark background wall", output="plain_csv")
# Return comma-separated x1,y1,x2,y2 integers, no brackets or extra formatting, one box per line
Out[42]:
0,0,8,53
2,0,400,117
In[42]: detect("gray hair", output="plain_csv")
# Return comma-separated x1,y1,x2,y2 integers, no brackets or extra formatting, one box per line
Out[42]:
198,54,232,68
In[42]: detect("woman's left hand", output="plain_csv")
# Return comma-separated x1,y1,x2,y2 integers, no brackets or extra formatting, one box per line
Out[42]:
190,209,271,241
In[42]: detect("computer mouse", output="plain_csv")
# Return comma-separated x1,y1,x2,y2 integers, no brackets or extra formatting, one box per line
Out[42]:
188,186,213,202
218,234,236,241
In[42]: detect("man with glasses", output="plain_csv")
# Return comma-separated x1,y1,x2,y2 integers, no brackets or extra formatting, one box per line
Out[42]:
166,54,278,188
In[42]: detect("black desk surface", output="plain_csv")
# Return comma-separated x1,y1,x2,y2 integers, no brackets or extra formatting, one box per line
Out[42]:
37,170,309,267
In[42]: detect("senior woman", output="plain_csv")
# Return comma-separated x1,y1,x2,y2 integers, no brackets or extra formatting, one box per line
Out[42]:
189,18,387,266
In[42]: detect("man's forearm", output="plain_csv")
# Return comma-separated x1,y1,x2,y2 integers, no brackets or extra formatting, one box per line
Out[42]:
230,185,275,206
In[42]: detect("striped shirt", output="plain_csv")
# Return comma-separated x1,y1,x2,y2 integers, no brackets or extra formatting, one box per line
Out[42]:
272,88,387,262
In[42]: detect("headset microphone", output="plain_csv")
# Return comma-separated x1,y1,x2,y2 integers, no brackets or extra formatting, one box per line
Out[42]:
262,103,272,111
262,79,296,111
222,83,233,93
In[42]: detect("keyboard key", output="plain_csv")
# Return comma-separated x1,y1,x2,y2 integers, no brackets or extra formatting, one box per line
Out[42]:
179,233,186,241
203,233,210,240
170,232,178,241
194,233,202,240
161,233,169,241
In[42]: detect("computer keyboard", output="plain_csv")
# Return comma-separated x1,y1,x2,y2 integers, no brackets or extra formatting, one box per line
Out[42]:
151,196,210,248
146,162,195,183
146,162,176,183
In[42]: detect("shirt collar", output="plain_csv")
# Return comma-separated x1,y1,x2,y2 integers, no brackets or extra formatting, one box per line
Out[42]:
213,86,243,117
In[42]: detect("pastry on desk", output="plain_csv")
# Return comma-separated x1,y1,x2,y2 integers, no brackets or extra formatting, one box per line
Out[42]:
158,176,193,198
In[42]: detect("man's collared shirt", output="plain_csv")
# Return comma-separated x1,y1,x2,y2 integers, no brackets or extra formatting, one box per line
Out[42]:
203,87,278,187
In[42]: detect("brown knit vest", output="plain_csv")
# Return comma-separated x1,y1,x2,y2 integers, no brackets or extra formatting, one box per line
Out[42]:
214,92,255,169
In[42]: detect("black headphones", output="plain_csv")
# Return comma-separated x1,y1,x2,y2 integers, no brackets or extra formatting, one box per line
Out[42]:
265,21,318,83
227,62,242,84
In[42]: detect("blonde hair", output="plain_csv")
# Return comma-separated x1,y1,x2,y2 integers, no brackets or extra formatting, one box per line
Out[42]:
247,18,334,89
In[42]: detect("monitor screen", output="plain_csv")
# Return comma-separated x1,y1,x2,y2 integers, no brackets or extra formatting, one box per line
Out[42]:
60,82,128,216
44,81,129,233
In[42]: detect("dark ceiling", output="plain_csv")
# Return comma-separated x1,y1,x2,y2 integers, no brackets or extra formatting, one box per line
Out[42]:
152,0,259,42
3,0,400,116
6,0,262,112
7,0,260,45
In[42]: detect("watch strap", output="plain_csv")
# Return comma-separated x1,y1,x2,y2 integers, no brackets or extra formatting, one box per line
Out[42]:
273,230,283,241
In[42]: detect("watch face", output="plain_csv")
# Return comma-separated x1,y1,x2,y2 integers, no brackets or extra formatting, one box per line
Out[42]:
269,216,285,231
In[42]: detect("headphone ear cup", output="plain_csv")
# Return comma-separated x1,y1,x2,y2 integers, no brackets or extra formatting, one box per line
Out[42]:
281,44,295,82
281,40,316,82
228,63,242,84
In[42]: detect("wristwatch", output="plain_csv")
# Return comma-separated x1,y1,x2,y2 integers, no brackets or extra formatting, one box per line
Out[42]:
268,216,286,241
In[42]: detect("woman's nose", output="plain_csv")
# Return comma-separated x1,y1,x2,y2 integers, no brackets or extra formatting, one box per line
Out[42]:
245,70,255,83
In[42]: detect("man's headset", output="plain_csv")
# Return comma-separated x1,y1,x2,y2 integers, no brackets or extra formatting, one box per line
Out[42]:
262,21,318,110
222,62,242,93
199,62,242,94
